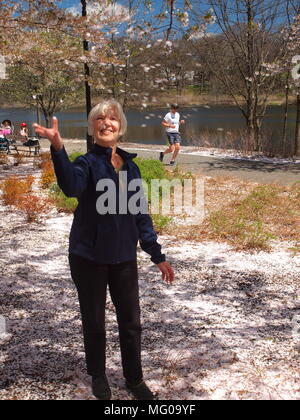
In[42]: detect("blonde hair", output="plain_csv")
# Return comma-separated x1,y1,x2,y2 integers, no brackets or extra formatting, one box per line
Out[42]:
87,99,127,137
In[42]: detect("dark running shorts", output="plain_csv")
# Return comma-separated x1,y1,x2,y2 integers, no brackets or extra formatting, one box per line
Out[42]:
167,132,181,145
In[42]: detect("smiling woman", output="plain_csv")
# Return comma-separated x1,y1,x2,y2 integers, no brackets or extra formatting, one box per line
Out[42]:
32,98,174,401
87,99,127,145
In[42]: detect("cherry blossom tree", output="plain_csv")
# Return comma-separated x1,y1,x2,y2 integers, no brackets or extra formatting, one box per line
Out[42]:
0,0,125,148
0,1,212,149
190,0,295,152
2,31,84,128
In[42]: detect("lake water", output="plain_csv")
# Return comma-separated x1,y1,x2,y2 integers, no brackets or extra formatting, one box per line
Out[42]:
0,105,297,155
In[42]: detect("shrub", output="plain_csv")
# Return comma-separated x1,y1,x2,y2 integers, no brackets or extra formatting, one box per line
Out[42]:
1,175,34,206
16,193,50,223
39,152,82,214
0,175,49,222
34,152,52,169
38,153,56,190
48,183,78,213
41,159,53,173
40,166,56,189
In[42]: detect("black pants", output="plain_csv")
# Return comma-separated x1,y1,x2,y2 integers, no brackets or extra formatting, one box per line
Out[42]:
69,253,143,384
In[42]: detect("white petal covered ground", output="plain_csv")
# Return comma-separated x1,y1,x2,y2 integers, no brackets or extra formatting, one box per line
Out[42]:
0,203,299,400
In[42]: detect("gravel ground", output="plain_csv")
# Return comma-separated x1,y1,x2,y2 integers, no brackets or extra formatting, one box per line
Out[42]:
0,160,299,400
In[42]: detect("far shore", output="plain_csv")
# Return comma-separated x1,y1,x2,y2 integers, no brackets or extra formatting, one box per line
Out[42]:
0,94,297,110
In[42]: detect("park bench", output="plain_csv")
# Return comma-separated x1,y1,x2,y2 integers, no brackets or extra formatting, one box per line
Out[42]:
0,137,9,153
4,134,41,156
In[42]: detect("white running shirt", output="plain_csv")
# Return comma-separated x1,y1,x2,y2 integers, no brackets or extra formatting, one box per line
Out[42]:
164,112,180,133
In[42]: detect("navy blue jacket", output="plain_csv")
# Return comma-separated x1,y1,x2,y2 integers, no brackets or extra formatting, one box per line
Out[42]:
51,144,165,265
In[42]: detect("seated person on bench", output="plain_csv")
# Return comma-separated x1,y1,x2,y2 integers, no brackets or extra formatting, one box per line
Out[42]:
0,120,11,151
20,122,37,146
0,120,12,137
20,122,29,142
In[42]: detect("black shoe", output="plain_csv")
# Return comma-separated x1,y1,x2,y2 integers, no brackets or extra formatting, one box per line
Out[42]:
159,152,164,162
126,380,156,400
170,160,176,166
92,374,112,400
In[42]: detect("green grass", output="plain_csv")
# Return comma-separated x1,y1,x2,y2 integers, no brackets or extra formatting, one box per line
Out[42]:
68,152,84,162
134,157,169,184
48,183,78,213
151,214,173,233
134,158,175,231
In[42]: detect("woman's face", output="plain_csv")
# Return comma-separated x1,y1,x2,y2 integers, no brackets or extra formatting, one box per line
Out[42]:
93,110,121,147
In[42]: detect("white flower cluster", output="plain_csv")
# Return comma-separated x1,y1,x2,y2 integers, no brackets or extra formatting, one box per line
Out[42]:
177,11,189,27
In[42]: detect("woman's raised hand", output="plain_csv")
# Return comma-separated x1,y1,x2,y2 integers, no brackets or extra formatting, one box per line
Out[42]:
33,117,63,151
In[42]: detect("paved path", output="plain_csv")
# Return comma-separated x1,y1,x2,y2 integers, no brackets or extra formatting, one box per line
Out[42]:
40,139,300,186
133,149,300,186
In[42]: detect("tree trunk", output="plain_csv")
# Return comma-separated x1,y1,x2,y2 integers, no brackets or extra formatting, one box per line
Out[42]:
110,31,117,99
246,1,258,152
83,58,93,151
254,118,262,152
246,99,257,151
246,120,256,151
43,111,52,129
295,92,300,157
81,0,93,152
166,0,175,41
282,73,290,156
122,57,130,111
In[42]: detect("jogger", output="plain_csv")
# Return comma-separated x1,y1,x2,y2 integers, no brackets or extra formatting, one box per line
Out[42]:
159,104,185,166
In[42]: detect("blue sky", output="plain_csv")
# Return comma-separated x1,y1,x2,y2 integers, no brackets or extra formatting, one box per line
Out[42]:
59,0,167,15
58,1,202,23
58,0,217,38
57,1,291,36
58,0,201,37
59,1,170,27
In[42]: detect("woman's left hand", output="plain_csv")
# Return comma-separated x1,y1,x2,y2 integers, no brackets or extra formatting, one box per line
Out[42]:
157,261,175,284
